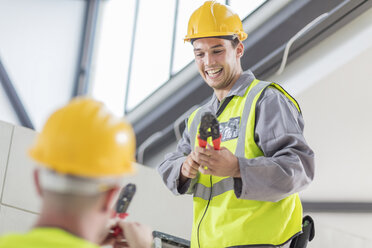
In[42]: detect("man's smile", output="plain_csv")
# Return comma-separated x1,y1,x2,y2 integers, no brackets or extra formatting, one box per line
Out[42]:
205,68,223,79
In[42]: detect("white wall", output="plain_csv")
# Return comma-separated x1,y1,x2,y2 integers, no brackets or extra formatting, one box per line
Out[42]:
0,0,86,130
267,7,372,202
0,121,39,234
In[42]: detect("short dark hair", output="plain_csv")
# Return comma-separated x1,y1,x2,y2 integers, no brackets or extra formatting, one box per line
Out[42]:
191,35,241,48
230,37,240,48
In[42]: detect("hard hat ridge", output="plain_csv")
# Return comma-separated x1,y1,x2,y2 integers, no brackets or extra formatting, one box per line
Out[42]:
29,97,136,179
184,1,247,42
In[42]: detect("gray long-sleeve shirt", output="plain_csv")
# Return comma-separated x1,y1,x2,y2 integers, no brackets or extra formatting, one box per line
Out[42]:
157,70,314,202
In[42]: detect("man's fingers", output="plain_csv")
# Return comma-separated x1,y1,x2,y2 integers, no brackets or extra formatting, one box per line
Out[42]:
190,161,200,170
194,147,213,158
181,159,199,178
191,154,213,170
196,145,215,155
192,151,213,165
185,156,200,170
187,164,199,175
119,222,153,248
194,146,206,153
190,151,199,162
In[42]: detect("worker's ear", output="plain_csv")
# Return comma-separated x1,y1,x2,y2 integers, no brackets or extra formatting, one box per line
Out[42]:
33,169,43,197
102,186,119,212
236,42,244,58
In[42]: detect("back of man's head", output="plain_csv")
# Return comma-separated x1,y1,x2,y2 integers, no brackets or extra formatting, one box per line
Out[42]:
29,97,136,180
28,97,137,238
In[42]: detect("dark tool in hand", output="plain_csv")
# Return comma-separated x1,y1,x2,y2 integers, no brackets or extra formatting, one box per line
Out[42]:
198,112,221,150
111,183,136,237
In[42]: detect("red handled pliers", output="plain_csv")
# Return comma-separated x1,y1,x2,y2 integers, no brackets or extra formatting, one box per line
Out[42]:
198,112,221,150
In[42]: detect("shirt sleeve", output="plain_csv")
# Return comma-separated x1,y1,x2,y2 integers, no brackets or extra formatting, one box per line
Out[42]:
157,119,193,195
234,87,315,202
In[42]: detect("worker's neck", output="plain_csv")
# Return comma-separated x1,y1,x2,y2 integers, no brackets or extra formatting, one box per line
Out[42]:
215,88,232,102
34,209,101,244
214,71,242,101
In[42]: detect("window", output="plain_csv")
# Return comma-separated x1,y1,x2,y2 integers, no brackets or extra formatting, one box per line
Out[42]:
92,0,267,115
92,0,135,117
228,0,267,20
126,0,176,111
172,0,206,74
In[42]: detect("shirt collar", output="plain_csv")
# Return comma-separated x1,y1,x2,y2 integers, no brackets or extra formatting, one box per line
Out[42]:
226,70,256,97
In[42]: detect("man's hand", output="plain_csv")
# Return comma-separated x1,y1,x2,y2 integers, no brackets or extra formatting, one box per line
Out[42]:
192,144,240,178
99,220,153,248
180,154,200,185
98,219,118,246
120,222,153,248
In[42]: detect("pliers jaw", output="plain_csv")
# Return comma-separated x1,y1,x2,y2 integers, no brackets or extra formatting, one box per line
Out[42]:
197,112,221,150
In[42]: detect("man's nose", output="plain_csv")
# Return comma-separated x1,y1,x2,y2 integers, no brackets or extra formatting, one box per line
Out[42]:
204,53,214,66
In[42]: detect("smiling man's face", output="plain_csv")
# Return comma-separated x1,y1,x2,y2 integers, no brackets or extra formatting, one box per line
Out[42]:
193,37,243,92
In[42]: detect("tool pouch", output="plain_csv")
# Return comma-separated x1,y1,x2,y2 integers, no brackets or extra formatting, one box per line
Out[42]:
290,215,315,248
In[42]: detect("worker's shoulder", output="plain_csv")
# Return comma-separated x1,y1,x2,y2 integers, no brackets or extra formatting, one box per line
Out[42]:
0,232,27,248
257,83,299,110
259,83,288,101
0,228,99,248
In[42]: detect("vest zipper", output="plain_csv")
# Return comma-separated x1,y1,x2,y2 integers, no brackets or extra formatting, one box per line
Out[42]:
197,175,213,248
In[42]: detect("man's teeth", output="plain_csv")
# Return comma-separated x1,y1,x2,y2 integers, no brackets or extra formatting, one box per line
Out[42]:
207,69,222,75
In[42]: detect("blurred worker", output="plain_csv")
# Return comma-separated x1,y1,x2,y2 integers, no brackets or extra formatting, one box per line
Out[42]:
158,1,315,248
0,98,153,248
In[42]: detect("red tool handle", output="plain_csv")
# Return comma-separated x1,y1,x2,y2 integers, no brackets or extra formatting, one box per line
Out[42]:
198,135,208,148
197,134,221,150
111,213,129,237
112,226,122,236
212,135,221,150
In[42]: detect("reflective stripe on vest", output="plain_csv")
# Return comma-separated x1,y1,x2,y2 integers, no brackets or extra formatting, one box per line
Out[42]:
187,80,303,248
194,177,234,200
235,80,270,157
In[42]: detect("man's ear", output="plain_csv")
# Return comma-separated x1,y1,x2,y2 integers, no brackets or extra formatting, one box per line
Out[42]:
102,186,119,212
236,42,244,58
33,169,43,197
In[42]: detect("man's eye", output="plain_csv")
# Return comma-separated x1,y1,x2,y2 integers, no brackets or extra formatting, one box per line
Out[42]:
213,50,223,54
195,53,204,57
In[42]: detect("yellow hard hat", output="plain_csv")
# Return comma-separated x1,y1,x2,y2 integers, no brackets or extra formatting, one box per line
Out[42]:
184,1,247,42
29,97,136,178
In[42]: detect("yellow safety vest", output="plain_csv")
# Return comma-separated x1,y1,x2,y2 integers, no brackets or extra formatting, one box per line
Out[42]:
187,79,303,248
0,228,100,248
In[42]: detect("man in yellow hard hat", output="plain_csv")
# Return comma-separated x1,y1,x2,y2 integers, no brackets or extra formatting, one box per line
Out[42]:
0,98,153,248
158,1,315,248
